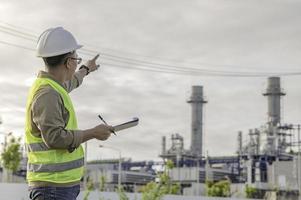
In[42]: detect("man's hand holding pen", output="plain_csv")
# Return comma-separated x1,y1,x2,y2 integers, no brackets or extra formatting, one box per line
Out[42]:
92,124,114,141
98,115,116,135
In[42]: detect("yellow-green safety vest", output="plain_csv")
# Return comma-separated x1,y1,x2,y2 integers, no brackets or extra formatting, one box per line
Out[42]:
25,77,84,184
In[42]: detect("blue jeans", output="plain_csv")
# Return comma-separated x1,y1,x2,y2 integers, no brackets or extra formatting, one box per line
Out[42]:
29,185,80,200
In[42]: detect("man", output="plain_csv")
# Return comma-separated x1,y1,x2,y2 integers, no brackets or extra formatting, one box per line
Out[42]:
25,27,113,200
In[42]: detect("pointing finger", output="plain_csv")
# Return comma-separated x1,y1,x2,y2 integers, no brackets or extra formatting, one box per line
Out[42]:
92,54,100,61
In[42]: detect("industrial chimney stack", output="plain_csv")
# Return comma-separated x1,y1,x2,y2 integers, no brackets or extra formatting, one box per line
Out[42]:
263,77,285,126
187,86,207,158
262,77,286,155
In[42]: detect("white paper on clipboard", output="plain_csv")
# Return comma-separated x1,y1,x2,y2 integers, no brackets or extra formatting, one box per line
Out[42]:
113,117,139,132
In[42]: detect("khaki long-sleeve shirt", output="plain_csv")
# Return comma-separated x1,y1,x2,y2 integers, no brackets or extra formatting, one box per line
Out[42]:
31,71,85,153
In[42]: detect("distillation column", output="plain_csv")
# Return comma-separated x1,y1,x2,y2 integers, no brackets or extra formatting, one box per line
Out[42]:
187,86,207,158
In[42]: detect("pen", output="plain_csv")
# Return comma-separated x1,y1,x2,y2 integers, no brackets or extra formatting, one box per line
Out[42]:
98,115,116,135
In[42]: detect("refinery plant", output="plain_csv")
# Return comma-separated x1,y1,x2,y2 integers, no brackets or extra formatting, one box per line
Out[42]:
83,76,300,197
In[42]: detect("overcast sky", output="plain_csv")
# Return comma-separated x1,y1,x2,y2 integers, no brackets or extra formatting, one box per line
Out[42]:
0,0,300,161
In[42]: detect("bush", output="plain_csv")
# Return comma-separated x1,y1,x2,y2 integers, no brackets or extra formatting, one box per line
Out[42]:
245,184,265,199
245,184,257,198
140,160,180,200
1,134,21,172
206,179,231,197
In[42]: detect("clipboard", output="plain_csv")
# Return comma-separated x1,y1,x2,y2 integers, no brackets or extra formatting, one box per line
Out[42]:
113,117,139,132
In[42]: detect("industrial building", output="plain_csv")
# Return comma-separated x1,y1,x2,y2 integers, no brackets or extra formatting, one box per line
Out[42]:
72,76,300,198
237,77,301,197
86,159,157,192
159,77,301,197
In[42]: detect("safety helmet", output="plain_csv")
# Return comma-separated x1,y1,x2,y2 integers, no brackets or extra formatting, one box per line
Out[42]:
36,27,83,57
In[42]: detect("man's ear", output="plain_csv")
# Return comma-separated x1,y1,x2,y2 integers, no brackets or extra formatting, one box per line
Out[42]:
65,58,71,70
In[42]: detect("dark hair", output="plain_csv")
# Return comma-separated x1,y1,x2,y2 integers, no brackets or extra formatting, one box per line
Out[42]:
43,52,72,68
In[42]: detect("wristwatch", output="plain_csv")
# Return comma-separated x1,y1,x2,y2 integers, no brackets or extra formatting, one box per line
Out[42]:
79,65,90,75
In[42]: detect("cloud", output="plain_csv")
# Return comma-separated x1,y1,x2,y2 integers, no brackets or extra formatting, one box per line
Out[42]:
0,0,300,162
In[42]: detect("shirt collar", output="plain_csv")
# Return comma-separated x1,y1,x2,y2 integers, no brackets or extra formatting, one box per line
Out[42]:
37,71,66,89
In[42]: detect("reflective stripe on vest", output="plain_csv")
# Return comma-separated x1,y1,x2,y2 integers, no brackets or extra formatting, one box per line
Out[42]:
25,77,84,184
26,143,49,152
28,157,84,173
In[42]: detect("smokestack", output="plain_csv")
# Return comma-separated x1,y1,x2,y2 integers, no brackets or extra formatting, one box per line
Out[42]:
162,136,166,155
263,77,285,126
254,128,260,154
237,131,243,155
187,86,207,158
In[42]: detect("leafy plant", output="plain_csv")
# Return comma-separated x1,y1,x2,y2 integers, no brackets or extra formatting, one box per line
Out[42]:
140,160,180,200
117,187,129,200
83,177,94,200
206,179,231,197
244,184,266,199
245,184,258,198
99,175,106,192
1,133,21,172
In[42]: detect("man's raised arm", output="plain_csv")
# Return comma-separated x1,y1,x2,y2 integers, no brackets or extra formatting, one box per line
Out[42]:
64,54,100,93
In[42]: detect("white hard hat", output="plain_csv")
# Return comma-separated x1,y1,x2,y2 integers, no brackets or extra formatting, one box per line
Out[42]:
36,27,83,57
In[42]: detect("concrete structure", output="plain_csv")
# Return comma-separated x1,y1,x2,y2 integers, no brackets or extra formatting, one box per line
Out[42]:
267,160,298,190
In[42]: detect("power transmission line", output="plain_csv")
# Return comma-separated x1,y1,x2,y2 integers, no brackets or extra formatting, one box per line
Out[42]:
0,21,261,71
0,22,300,77
101,62,301,77
0,40,35,51
101,62,269,77
80,49,276,76
0,36,299,77
0,21,39,36
81,50,301,77
0,26,35,41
